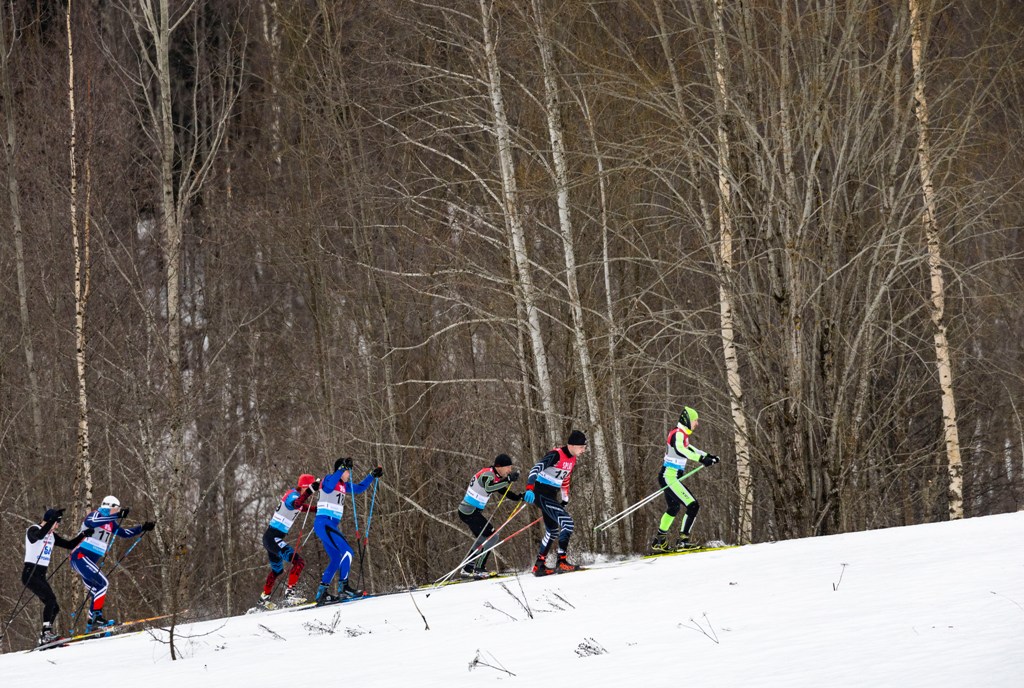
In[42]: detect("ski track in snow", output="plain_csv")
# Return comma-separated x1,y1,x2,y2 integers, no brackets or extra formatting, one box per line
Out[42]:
3,511,1024,687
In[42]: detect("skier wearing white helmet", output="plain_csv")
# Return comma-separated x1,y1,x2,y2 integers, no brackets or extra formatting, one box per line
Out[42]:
70,495,155,630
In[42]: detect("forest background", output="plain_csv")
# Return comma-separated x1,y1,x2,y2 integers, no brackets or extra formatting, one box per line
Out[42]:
1,0,1022,650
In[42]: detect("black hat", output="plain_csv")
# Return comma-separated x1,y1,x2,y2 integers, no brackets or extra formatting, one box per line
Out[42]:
494,454,513,467
43,508,62,523
567,430,587,446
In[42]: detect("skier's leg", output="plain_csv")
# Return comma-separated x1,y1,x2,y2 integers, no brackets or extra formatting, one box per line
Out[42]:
315,520,341,588
553,505,575,554
24,566,59,625
286,552,305,588
537,499,559,558
328,528,354,582
459,511,494,569
475,521,497,570
72,553,108,614
660,467,689,528
678,492,700,538
262,529,285,595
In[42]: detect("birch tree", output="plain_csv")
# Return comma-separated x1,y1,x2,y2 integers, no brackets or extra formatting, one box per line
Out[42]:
113,0,241,614
478,0,559,443
65,0,96,514
528,0,621,527
706,0,754,542
908,0,964,519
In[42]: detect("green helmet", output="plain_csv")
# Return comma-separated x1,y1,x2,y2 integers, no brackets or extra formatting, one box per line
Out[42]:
678,406,699,431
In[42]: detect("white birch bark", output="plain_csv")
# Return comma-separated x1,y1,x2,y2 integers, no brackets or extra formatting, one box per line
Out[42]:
709,0,754,542
478,0,558,443
529,0,619,525
909,0,963,519
658,0,755,542
259,0,282,170
66,0,95,512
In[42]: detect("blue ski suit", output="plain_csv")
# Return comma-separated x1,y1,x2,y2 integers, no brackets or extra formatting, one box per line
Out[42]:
314,469,375,587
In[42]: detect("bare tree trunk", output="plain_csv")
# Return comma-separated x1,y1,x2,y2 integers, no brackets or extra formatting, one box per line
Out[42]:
0,1,45,483
66,0,95,513
708,0,754,543
151,0,187,613
529,0,619,531
478,0,558,443
577,86,628,530
259,0,282,170
909,0,963,519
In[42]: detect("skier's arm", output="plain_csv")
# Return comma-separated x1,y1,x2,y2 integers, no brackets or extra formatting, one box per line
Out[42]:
668,431,705,464
115,524,145,538
321,469,343,494
83,511,122,529
293,483,319,511
349,472,376,495
26,516,60,544
525,452,559,491
481,473,511,494
54,529,92,549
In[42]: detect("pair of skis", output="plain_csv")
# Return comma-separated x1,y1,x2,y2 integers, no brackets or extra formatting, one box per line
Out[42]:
643,543,738,559
32,611,185,652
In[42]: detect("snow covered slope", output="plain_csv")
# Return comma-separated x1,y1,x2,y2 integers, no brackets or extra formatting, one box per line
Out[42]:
3,512,1023,687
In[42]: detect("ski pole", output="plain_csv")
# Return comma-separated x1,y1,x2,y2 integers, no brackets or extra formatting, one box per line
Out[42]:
594,464,705,532
435,503,527,586
433,514,542,587
363,478,379,545
593,489,665,532
355,478,380,587
450,481,514,576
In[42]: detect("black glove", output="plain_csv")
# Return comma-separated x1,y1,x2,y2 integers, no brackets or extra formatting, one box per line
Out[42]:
508,470,520,483
310,480,321,491
82,527,95,537
334,457,354,472
507,491,524,502
371,466,383,478
141,521,156,532
561,500,569,508
699,455,720,467
54,508,66,520
119,506,131,519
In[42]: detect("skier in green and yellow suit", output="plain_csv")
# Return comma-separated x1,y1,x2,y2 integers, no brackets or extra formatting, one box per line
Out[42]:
651,406,720,552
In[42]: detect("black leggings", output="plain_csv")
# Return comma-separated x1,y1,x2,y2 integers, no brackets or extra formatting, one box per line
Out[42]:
22,563,59,625
458,510,496,569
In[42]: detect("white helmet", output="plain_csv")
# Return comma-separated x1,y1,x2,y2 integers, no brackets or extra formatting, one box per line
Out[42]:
100,495,120,511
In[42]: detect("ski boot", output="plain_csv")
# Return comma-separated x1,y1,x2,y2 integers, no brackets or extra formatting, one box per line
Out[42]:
651,533,671,553
283,586,307,606
38,623,60,647
460,566,491,580
339,579,364,599
315,584,340,606
674,535,699,551
532,556,553,577
556,554,580,573
85,610,115,633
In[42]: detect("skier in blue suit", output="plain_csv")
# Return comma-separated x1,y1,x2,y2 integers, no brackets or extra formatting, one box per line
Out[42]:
70,495,155,630
313,458,382,604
